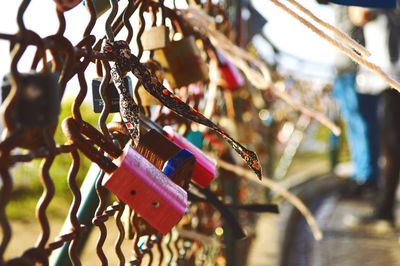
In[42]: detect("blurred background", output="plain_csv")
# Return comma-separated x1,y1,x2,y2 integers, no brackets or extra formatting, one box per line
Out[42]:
1,0,399,265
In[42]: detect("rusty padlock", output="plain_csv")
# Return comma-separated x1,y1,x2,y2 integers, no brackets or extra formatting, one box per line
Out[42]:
216,51,244,91
154,36,209,88
136,128,195,190
54,0,82,11
62,117,188,235
92,76,133,113
164,126,216,188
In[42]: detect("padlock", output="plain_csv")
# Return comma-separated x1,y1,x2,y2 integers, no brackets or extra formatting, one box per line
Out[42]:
136,129,195,189
162,148,195,190
163,126,216,188
62,117,188,235
1,75,11,103
92,76,133,113
103,145,188,235
141,26,170,51
54,0,82,11
216,51,244,91
1,74,51,150
154,36,209,88
134,61,162,106
83,0,110,18
185,129,204,149
2,72,60,128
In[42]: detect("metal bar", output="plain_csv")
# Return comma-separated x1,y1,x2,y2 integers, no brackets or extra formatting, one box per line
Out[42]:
50,163,103,266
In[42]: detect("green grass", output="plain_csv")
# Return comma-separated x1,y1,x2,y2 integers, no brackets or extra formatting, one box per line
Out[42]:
6,97,101,221
278,120,351,180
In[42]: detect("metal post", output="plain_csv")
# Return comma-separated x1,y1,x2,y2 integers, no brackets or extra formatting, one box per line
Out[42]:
50,164,103,266
220,151,239,266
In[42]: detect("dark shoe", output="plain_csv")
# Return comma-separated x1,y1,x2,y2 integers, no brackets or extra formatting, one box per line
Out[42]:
341,180,378,199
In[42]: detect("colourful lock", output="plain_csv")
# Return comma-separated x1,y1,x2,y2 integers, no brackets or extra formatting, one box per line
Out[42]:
102,145,188,235
62,117,187,235
136,129,195,190
163,126,216,188
162,148,195,190
216,51,244,91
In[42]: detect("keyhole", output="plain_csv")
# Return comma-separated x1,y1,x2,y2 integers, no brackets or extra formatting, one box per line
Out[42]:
152,201,160,208
130,190,136,196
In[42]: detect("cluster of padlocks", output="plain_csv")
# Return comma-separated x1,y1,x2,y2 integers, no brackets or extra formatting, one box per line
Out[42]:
0,0,291,265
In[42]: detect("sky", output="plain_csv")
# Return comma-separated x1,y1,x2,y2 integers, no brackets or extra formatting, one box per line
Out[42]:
0,0,338,94
251,0,336,81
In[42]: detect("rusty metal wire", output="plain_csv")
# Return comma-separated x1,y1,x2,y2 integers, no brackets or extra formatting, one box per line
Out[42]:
36,133,56,251
0,1,231,265
113,202,126,265
67,150,83,265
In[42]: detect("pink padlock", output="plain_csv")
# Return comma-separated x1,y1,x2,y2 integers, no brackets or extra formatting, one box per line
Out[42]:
163,126,216,188
217,51,244,91
102,145,188,235
62,117,187,235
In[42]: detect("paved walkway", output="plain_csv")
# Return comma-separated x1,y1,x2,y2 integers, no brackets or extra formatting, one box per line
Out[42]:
247,174,400,266
310,194,400,266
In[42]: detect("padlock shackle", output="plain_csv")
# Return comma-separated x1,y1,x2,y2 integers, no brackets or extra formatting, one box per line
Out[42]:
139,113,166,136
107,121,129,136
62,117,117,173
147,1,193,36
80,120,122,158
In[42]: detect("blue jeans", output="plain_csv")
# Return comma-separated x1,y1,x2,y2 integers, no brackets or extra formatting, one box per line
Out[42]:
333,73,379,184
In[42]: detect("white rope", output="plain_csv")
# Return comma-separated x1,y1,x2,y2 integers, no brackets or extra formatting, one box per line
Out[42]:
269,0,400,92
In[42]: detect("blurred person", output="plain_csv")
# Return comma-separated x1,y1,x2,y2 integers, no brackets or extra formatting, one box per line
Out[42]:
329,4,380,193
346,7,400,227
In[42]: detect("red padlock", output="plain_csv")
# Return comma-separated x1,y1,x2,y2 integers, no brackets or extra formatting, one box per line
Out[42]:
136,129,195,190
216,51,244,91
62,117,188,235
163,126,216,188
